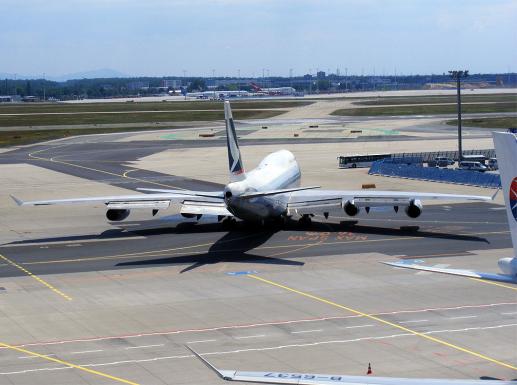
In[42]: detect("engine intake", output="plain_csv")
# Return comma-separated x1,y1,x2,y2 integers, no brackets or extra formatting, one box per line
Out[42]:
106,209,130,221
405,200,422,219
343,201,360,217
498,257,517,276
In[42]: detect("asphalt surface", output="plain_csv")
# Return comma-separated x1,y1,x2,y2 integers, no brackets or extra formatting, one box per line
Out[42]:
0,203,512,278
0,127,515,385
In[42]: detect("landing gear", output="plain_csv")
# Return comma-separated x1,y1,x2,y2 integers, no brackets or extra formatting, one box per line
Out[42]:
222,217,237,229
298,214,312,225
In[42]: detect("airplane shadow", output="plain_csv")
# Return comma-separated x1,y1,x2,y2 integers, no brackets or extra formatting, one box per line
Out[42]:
6,216,490,246
116,229,305,273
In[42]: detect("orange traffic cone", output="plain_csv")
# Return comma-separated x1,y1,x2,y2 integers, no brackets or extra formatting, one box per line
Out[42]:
367,363,372,375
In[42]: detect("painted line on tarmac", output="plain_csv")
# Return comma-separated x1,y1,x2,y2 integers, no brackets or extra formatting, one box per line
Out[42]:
248,274,517,371
28,146,187,190
0,340,139,384
0,235,146,248
3,300,515,353
2,323,516,377
0,253,72,301
470,277,517,291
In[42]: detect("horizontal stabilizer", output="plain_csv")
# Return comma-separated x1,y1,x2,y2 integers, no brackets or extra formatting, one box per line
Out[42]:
383,261,517,284
241,186,320,199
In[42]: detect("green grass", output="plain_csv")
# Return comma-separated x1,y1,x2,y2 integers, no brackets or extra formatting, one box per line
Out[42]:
331,102,517,116
446,116,517,129
0,127,181,147
353,93,517,106
0,100,312,114
0,109,282,127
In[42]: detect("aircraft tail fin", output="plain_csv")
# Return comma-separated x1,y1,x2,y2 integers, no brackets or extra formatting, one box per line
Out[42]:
493,130,517,256
224,101,246,182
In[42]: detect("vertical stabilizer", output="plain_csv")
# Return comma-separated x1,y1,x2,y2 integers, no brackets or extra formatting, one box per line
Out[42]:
224,101,246,182
493,131,517,256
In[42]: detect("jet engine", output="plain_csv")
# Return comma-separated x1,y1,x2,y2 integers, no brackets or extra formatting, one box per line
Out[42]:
498,257,517,276
181,213,202,220
404,200,422,219
106,209,130,221
343,201,360,217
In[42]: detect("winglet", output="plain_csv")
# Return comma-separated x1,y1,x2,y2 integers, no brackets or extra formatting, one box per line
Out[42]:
10,195,24,206
185,345,234,381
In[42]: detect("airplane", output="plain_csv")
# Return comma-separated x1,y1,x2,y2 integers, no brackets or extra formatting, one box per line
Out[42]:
187,345,514,385
169,88,250,99
11,101,494,227
250,82,296,96
384,130,517,283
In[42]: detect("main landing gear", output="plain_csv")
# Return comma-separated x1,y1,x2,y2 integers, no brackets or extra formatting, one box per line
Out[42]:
298,214,312,225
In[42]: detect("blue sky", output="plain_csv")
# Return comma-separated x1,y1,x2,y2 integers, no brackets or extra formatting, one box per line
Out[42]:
1,0,516,77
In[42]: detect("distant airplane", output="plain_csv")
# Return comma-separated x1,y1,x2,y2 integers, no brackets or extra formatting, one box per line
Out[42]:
384,130,517,283
250,82,296,95
170,88,250,99
187,345,514,385
12,101,494,226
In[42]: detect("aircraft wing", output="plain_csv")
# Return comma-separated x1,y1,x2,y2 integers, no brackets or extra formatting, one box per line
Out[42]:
188,346,512,385
383,261,517,284
286,189,493,215
10,190,224,211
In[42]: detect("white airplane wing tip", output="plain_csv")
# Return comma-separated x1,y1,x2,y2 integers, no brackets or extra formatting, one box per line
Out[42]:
186,345,234,380
383,261,517,284
10,195,24,206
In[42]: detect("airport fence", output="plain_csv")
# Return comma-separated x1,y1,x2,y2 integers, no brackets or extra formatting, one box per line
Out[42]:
369,160,501,188
390,149,496,163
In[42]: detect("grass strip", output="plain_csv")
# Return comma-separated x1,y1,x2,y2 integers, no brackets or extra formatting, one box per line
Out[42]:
332,102,516,116
446,116,517,129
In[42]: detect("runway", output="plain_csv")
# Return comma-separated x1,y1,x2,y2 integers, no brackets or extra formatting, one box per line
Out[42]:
0,124,515,385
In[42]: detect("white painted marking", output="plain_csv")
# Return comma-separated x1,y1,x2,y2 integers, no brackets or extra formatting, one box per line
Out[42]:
71,349,104,355
4,301,516,350
449,315,477,320
125,344,164,350
186,339,216,344
3,323,517,376
66,244,82,247
399,319,428,324
291,329,322,334
501,312,517,315
235,335,266,339
343,324,374,329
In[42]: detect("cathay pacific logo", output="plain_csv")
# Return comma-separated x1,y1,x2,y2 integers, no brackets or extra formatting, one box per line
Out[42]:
227,118,244,175
511,177,517,221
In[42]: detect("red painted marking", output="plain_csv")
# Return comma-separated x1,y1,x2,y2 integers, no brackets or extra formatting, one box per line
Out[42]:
3,301,516,350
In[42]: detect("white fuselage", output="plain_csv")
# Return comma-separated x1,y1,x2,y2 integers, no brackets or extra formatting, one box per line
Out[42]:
224,150,300,221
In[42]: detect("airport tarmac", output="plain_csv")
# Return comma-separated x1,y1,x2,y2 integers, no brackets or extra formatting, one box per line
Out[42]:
0,119,515,384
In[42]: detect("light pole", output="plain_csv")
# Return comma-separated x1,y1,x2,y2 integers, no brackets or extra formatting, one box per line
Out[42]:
449,70,469,162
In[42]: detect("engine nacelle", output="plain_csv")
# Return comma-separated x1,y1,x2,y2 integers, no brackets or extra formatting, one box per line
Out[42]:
404,200,422,219
106,209,130,221
343,201,360,217
181,213,202,220
498,257,517,276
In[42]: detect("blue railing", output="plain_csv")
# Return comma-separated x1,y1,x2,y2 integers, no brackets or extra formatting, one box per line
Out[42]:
369,160,501,188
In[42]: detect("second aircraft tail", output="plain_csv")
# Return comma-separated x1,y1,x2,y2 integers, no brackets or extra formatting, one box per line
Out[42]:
493,130,517,256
